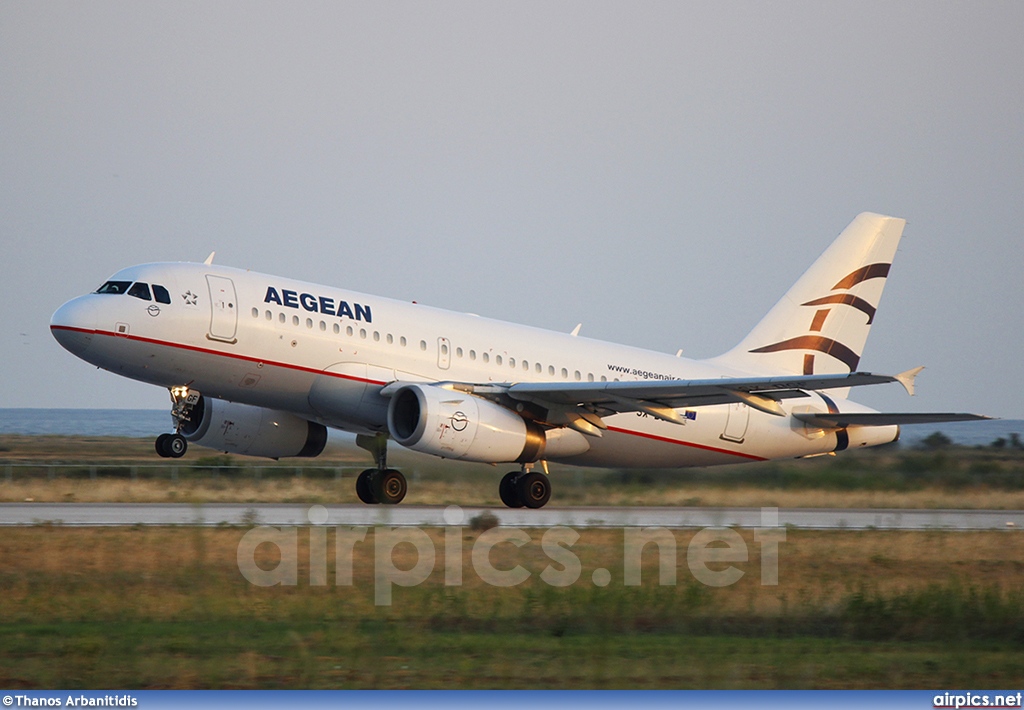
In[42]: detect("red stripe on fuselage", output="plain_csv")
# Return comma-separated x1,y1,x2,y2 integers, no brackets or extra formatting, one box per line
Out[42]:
606,425,767,461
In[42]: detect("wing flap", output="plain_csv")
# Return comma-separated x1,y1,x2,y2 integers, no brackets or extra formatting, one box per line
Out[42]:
793,412,992,428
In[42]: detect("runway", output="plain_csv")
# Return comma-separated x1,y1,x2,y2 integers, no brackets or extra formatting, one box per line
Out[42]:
1,502,1022,530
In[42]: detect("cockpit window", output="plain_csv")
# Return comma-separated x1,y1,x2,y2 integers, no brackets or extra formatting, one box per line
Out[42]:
127,282,152,301
95,281,132,295
152,284,171,304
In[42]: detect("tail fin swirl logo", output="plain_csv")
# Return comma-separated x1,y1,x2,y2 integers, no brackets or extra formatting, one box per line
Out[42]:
748,263,891,375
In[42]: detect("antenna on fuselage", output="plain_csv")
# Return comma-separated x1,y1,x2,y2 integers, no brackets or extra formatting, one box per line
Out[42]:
203,252,216,265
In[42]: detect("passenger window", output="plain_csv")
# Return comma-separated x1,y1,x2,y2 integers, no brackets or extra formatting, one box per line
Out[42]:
469,350,476,360
152,285,171,304
482,352,489,363
333,323,340,334
548,365,555,376
279,313,286,323
400,336,407,347
95,281,132,295
251,308,259,318
127,282,152,301
495,355,503,366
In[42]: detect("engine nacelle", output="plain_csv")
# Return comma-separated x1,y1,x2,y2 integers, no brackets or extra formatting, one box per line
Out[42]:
388,384,556,463
180,396,327,459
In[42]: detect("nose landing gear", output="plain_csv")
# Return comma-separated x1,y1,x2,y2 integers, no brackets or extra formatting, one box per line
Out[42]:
155,386,200,459
155,432,188,458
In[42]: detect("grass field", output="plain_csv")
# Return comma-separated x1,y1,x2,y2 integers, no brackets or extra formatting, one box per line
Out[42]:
2,435,1023,688
1,525,1023,688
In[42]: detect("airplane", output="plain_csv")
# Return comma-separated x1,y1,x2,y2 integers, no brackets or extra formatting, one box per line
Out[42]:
50,212,987,508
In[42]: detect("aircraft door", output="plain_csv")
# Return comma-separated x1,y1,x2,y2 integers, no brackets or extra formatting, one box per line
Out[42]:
720,402,750,443
206,275,238,343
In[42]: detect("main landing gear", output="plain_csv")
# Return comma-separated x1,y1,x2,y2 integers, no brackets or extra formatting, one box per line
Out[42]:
499,465,551,509
155,386,199,459
354,433,407,505
351,434,551,508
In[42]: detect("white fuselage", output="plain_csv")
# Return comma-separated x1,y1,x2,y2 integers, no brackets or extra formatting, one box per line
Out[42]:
51,261,897,467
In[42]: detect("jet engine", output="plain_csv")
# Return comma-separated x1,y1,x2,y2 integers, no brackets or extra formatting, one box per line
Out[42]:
386,384,590,463
180,395,327,459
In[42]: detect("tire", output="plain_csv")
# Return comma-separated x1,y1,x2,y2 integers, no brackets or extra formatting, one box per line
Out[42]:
356,469,379,505
499,471,524,508
155,433,171,458
166,433,187,458
373,469,408,505
517,471,551,509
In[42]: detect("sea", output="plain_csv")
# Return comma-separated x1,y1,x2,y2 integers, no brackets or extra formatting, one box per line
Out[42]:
0,409,1020,449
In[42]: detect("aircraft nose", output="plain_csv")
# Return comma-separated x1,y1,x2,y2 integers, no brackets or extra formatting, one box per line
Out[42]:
50,297,97,356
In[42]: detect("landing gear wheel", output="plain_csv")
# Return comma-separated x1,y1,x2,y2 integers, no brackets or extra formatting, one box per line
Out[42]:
517,471,551,509
373,469,407,505
155,433,171,458
356,469,379,505
499,472,524,508
166,433,188,458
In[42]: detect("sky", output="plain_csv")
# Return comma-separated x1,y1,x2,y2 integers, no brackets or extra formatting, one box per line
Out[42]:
1,1,1022,418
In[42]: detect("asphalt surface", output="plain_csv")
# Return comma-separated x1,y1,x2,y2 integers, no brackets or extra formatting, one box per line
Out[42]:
1,503,1022,530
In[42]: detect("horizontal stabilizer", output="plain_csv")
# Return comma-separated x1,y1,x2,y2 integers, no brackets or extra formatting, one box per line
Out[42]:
793,412,992,428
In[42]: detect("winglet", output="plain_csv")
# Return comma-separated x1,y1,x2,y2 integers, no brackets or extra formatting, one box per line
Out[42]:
570,323,582,337
894,366,925,396
203,251,216,265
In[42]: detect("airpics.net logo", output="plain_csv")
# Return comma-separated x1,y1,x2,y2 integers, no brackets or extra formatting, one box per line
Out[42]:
236,505,787,606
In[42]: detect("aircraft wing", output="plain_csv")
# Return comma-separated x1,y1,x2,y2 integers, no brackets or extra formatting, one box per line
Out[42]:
448,371,910,426
405,368,988,434
506,371,896,406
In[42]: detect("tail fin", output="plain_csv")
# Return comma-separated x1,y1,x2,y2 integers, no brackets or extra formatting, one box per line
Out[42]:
711,212,906,380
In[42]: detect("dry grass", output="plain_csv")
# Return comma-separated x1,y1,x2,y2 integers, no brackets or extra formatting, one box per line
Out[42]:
3,434,1024,509
4,476,1024,509
3,526,1022,620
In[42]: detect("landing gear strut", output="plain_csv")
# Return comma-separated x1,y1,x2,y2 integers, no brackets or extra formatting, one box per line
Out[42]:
155,386,199,459
355,433,407,505
499,465,551,509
